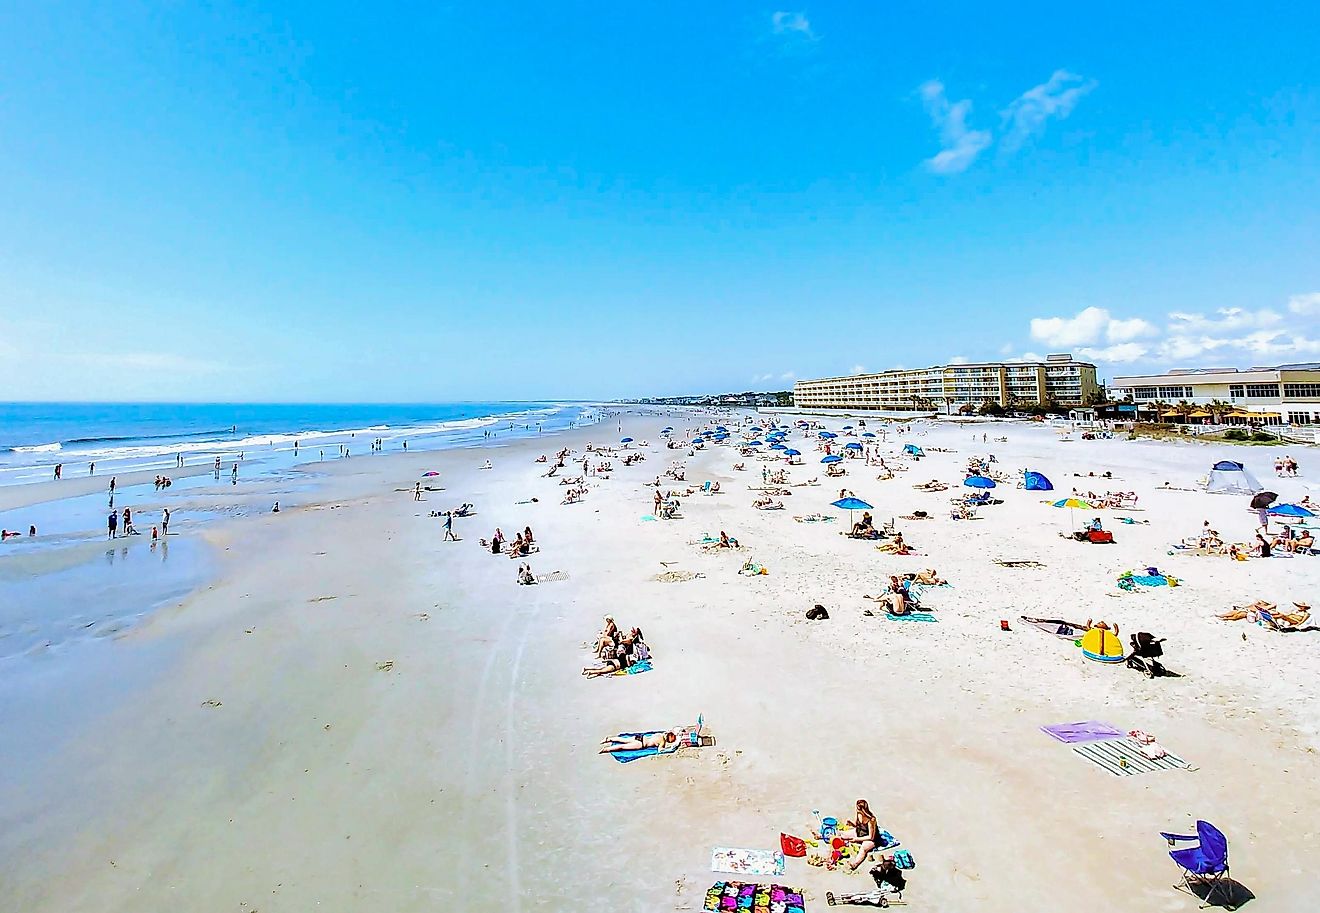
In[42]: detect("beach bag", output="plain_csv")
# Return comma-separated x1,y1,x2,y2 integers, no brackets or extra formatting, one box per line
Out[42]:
893,849,915,869
806,605,830,620
780,833,807,857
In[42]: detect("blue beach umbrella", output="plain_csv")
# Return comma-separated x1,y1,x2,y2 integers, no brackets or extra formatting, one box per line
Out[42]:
770,443,786,450
831,496,874,525
844,442,863,451
822,455,843,464
862,432,876,438
842,425,854,430
620,437,633,443
1269,503,1315,518
964,476,996,489
784,449,801,457
819,431,837,439
745,440,762,447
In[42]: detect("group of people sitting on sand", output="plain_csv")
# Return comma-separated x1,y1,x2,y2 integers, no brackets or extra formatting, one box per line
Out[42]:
849,511,884,539
153,475,174,490
583,615,653,677
862,570,945,615
753,496,784,510
875,532,911,555
481,526,536,556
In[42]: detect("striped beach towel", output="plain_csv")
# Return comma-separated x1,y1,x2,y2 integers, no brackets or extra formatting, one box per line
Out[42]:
1072,737,1188,776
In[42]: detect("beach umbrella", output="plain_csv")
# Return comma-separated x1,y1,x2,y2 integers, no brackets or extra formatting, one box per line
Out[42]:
421,471,440,477
844,442,863,451
821,455,843,464
964,475,996,489
784,449,801,457
831,496,873,526
1250,491,1278,509
1051,497,1092,530
842,425,854,430
1269,503,1315,518
862,432,876,438
620,437,633,443
715,426,728,432
770,443,786,450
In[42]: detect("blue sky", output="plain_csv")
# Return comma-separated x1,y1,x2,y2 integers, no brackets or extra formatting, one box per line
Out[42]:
1,2,1317,401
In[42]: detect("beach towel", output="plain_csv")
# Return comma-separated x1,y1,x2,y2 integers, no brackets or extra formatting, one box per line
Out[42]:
702,882,804,913
1041,720,1124,744
710,846,785,876
535,570,569,583
1022,616,1087,640
640,514,658,522
613,659,652,676
1072,737,1189,776
886,612,938,623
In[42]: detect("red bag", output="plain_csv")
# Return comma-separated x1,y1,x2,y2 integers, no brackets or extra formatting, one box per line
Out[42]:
780,833,807,857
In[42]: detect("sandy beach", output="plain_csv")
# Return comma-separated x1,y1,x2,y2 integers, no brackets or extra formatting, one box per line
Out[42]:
2,410,1318,912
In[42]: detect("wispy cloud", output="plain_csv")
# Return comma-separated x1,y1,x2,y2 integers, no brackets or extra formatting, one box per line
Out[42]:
771,11,816,40
1000,70,1097,152
919,80,993,174
779,371,796,381
918,70,1094,173
851,364,868,375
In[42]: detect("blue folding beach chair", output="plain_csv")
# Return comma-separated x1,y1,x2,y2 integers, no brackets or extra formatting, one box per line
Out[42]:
1160,820,1233,909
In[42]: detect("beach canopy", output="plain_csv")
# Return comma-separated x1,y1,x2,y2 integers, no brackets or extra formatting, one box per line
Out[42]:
620,437,633,443
819,431,837,439
745,440,762,446
1080,627,1125,663
831,497,873,511
904,444,925,456
964,475,996,489
844,442,863,450
862,432,876,438
769,443,786,450
821,455,843,463
421,471,440,477
784,449,801,456
1269,502,1315,518
1023,471,1054,491
1206,460,1263,494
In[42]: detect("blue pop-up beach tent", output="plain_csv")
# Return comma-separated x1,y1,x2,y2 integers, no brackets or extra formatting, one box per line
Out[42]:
904,444,925,457
1024,471,1054,491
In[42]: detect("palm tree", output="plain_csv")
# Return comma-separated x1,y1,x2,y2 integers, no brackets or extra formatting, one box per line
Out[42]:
1207,399,1230,424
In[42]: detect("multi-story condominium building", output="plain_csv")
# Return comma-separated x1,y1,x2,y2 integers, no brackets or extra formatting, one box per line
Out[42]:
1110,364,1320,426
793,354,1099,412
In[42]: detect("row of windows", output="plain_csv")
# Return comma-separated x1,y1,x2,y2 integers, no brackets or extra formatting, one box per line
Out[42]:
1131,386,1193,399
1286,412,1320,425
1283,384,1320,398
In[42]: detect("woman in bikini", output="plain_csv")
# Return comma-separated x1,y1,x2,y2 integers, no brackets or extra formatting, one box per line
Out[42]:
848,799,882,871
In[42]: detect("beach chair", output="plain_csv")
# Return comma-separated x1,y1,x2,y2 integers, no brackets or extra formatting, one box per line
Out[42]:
1086,529,1115,544
1160,821,1233,909
699,481,712,494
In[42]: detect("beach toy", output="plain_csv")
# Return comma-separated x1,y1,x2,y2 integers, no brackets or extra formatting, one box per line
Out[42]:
831,837,846,850
821,817,838,838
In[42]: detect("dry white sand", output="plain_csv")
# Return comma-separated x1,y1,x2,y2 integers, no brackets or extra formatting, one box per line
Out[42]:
3,411,1318,912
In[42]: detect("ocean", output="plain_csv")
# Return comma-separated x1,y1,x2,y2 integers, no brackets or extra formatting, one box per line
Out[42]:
0,401,600,486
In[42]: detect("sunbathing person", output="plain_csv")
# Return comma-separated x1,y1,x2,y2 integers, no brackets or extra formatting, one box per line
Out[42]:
1290,530,1315,553
517,563,536,586
583,640,631,677
875,533,910,555
913,568,945,585
718,530,739,548
599,723,700,753
594,616,619,657
847,799,883,871
599,730,676,752
851,512,875,537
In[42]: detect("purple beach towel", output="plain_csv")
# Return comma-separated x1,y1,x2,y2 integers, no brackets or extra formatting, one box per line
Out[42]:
1041,721,1124,744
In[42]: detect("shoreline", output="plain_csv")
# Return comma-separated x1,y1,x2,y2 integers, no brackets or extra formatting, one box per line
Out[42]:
3,408,1318,910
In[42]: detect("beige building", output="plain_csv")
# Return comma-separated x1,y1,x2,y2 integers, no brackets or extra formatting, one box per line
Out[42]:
793,355,1099,412
1111,364,1320,426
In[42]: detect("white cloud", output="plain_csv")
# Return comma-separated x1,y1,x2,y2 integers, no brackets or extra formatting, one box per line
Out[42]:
1288,292,1320,316
1076,343,1150,363
1167,307,1282,333
1029,306,1154,348
1000,69,1096,152
919,80,993,174
771,11,815,39
851,364,867,375
779,371,796,381
949,356,969,364
752,373,775,383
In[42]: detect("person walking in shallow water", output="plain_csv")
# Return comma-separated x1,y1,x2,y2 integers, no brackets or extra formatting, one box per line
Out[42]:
107,510,117,539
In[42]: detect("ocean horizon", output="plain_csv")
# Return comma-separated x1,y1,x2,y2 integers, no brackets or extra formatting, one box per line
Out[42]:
0,401,602,487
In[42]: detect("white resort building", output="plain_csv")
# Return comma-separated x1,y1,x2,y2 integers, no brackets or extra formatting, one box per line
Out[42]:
1110,364,1320,427
792,354,1099,413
